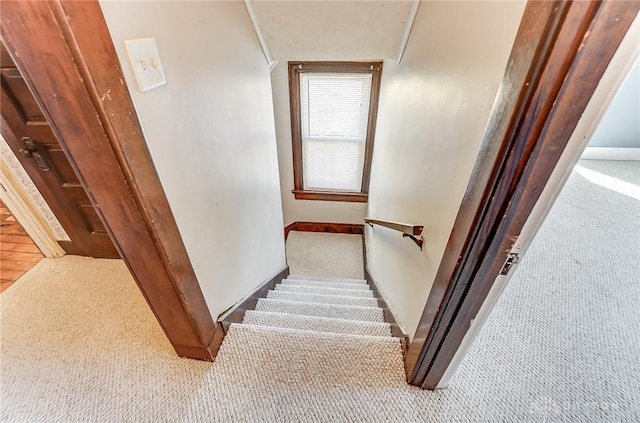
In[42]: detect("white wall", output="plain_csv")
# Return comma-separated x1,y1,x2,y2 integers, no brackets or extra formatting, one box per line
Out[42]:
588,59,640,148
366,1,526,338
99,1,287,318
270,62,367,226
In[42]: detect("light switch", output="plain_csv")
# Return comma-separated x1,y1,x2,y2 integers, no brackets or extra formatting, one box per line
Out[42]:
124,38,166,92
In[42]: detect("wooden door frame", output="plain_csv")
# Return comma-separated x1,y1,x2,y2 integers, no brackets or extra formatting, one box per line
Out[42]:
0,1,223,360
404,0,640,389
0,152,66,258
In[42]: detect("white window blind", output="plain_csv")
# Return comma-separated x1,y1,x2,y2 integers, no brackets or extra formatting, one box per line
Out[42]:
300,73,372,192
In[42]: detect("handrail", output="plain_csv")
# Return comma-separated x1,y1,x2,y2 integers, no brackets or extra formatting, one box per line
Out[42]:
365,218,424,250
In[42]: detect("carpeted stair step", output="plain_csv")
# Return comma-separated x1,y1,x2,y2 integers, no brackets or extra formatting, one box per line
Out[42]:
266,290,379,307
255,298,385,322
224,324,405,388
242,310,392,337
287,275,368,284
281,279,371,291
274,284,375,298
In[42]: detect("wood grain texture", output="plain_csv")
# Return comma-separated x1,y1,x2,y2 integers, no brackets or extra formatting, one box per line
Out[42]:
291,189,369,203
0,1,221,360
1,43,118,258
0,202,43,292
292,190,368,203
284,221,365,240
364,218,423,236
288,63,304,192
405,0,640,389
361,62,382,194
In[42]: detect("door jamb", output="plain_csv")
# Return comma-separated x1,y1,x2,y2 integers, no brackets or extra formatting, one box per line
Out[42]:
437,13,640,389
404,0,640,389
0,0,223,360
0,143,66,258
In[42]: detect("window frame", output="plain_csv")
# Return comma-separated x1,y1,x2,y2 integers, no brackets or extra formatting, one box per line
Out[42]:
288,61,383,203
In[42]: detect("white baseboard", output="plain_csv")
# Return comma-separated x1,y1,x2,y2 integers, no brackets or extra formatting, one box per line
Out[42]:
581,147,640,160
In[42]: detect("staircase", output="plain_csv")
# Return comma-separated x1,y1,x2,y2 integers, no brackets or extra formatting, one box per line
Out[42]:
224,275,404,361
209,269,411,418
240,275,394,337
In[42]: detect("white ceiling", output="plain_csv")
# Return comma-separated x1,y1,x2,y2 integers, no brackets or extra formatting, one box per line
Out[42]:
245,1,419,62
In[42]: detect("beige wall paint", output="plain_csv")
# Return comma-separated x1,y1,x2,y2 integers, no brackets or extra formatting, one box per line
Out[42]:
366,1,526,338
99,1,286,318
271,62,367,226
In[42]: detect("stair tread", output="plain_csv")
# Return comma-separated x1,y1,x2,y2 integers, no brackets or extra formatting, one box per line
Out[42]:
275,284,375,298
281,279,371,291
255,298,385,322
266,290,379,307
217,324,407,397
242,310,391,337
287,275,367,284
220,324,405,390
231,322,398,344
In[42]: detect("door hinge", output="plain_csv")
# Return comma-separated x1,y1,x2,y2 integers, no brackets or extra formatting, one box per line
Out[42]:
500,253,519,275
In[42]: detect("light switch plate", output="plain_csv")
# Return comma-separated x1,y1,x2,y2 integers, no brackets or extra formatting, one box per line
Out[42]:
124,38,166,92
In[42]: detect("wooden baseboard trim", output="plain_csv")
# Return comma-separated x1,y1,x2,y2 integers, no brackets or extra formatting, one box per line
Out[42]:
364,266,409,357
284,221,364,240
219,266,290,331
284,222,297,239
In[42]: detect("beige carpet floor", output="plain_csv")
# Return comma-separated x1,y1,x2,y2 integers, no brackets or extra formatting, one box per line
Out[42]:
285,231,364,279
1,161,638,422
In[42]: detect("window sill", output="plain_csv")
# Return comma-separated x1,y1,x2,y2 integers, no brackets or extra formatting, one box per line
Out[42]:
292,190,368,203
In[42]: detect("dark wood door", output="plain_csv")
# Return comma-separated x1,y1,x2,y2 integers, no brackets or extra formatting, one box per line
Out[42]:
0,43,118,258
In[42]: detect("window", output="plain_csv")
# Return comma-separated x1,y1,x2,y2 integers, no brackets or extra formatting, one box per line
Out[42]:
289,62,382,202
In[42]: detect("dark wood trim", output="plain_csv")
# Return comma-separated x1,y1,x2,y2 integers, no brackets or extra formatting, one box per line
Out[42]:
0,1,221,360
288,61,382,199
284,221,365,240
288,63,304,192
361,63,382,194
365,218,423,236
364,266,409,357
219,267,290,332
284,222,297,240
292,190,368,203
0,60,118,258
362,229,368,269
0,114,91,257
294,221,364,235
288,61,383,73
405,0,640,389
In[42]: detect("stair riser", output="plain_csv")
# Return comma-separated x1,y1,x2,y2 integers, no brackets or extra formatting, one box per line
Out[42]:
287,276,367,284
242,311,391,337
255,299,385,323
281,280,371,291
266,291,379,307
274,285,375,298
